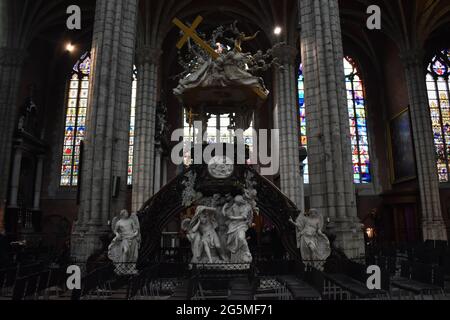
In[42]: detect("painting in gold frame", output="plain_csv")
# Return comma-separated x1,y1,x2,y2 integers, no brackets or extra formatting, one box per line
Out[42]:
387,107,417,184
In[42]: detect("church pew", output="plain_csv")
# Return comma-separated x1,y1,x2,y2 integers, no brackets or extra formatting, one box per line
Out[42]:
321,262,389,300
169,278,196,300
227,278,255,300
17,262,44,277
276,275,321,300
391,261,445,299
0,267,18,297
11,277,26,300
71,264,114,300
23,272,40,300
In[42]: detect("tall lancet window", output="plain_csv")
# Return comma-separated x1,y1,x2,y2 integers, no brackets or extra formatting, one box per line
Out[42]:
60,52,91,186
60,56,138,187
344,57,371,184
426,49,450,182
297,57,372,184
297,64,309,183
128,67,138,185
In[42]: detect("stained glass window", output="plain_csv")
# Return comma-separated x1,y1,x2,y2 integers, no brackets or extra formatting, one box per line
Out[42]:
426,49,450,182
344,57,371,184
60,52,91,186
61,55,138,186
297,57,372,184
183,112,254,165
298,64,309,183
128,67,138,185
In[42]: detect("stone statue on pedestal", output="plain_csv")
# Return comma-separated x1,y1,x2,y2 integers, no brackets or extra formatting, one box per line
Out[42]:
108,210,141,275
290,209,331,269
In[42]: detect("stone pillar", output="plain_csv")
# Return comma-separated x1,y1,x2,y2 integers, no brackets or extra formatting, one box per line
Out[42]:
131,46,162,212
153,147,162,194
8,146,23,209
400,49,447,241
71,0,139,262
299,0,364,258
272,44,304,209
0,48,26,233
32,155,44,210
0,0,26,233
162,157,168,186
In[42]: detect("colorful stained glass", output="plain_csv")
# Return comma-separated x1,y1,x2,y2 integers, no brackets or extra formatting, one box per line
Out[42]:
344,57,371,183
297,64,309,183
426,49,450,182
298,58,371,184
60,52,91,186
62,53,137,186
128,67,137,185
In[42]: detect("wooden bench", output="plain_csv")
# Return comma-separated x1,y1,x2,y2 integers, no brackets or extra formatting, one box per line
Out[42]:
276,275,321,300
391,262,445,299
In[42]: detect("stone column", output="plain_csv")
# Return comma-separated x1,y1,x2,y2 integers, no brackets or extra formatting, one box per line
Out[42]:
299,0,364,258
153,146,162,194
272,44,304,209
131,46,162,212
400,49,447,241
32,155,44,210
71,0,139,262
0,48,26,233
8,146,23,209
162,157,168,186
0,0,26,233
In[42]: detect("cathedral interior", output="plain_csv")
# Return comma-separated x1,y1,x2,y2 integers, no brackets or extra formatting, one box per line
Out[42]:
1,0,450,301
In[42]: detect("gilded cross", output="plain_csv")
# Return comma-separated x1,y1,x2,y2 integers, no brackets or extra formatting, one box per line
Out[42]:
172,16,219,59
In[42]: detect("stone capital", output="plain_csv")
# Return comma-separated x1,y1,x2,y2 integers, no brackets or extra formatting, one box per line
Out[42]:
136,46,163,66
0,47,27,67
272,44,298,66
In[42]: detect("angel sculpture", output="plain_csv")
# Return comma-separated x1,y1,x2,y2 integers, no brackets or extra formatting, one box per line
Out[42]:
222,195,254,263
289,209,331,269
181,206,227,264
108,209,141,275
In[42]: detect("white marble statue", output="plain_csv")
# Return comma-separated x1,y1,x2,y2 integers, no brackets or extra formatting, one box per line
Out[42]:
182,206,227,263
222,195,253,263
108,210,141,275
290,209,331,269
174,50,269,97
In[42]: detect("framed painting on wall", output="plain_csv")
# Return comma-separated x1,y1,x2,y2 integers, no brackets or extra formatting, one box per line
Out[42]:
388,107,417,183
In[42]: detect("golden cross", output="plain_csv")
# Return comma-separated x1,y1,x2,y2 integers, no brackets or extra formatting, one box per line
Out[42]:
173,16,219,59
186,107,200,129
173,16,267,100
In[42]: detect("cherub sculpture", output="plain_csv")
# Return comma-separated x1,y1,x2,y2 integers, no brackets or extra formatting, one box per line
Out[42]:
289,209,331,269
233,30,260,53
108,209,141,275
182,206,227,263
